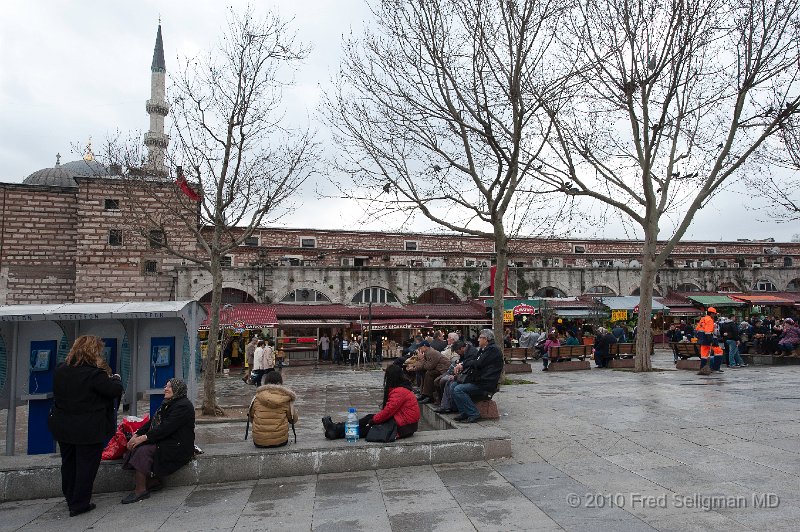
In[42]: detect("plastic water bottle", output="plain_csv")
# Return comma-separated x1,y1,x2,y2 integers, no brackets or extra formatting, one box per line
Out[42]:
345,407,359,443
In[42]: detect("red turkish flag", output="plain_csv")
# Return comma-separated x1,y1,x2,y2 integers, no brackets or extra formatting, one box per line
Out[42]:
489,265,508,295
176,166,201,201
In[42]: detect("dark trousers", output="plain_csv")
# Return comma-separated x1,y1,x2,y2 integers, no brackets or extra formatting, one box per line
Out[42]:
58,441,104,513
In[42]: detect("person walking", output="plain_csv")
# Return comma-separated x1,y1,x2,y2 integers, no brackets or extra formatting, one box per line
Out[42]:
48,335,124,517
242,336,258,383
251,340,274,386
320,333,330,361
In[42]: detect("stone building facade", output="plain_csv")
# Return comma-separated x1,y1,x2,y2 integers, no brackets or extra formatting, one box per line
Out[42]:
174,227,800,305
0,177,195,304
2,184,799,307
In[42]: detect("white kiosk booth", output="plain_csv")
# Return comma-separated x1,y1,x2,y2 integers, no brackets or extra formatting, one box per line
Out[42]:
0,301,205,455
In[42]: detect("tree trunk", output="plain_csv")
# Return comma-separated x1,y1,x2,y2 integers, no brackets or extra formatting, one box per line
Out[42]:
201,260,225,416
634,258,657,372
492,233,508,344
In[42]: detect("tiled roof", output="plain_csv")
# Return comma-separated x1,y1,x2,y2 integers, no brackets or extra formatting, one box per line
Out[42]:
199,304,277,329
269,301,487,320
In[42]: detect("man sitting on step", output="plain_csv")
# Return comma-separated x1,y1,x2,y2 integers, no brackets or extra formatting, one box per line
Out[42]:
450,329,503,423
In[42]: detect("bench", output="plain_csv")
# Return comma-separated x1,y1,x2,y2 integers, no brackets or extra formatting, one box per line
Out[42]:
503,347,532,373
547,345,591,371
607,343,635,368
467,386,500,419
670,342,702,370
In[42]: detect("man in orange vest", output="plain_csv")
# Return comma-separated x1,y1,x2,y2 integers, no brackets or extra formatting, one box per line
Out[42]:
696,307,717,375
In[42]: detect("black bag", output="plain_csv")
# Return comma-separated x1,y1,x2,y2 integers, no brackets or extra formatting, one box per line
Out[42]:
365,419,398,443
456,367,475,384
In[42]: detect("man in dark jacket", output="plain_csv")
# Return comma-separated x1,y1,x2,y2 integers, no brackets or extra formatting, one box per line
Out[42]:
594,327,617,368
451,329,503,423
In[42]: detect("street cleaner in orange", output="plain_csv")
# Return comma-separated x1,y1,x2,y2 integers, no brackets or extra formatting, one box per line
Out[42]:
696,307,717,375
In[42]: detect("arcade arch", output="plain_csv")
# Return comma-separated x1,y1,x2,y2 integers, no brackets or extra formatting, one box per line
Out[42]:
199,287,257,304
534,286,566,298
417,288,461,304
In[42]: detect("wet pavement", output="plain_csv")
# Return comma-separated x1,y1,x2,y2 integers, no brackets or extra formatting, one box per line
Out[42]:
194,364,397,445
2,349,800,531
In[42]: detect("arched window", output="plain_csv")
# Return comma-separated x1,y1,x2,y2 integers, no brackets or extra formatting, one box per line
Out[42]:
717,282,739,293
417,288,460,304
584,285,616,296
753,279,777,292
784,256,793,267
281,288,331,303
199,288,256,304
676,283,701,292
533,286,566,298
352,287,399,304
787,278,800,292
630,287,662,296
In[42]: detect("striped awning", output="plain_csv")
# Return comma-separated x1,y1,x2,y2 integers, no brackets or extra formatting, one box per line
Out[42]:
199,304,278,330
279,319,351,327
731,294,795,306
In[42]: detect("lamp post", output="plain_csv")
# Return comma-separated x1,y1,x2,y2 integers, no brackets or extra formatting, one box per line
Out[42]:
367,298,373,367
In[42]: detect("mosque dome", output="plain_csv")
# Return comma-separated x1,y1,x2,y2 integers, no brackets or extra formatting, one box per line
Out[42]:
23,153,110,187
23,165,77,187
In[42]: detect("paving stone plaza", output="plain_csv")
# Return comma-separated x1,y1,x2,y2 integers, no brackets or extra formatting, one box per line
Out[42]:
1,350,799,531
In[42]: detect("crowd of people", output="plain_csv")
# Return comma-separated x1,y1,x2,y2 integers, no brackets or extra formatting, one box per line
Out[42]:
669,308,800,375
668,312,800,357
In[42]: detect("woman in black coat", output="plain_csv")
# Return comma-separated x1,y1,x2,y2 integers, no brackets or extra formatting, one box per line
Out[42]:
121,377,195,503
48,335,124,517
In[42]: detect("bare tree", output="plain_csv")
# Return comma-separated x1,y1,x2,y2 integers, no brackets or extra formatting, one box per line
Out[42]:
105,7,316,414
749,112,800,221
325,0,574,338
542,0,800,370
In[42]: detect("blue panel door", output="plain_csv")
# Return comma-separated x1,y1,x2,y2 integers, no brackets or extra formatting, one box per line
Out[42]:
28,340,57,454
149,337,175,417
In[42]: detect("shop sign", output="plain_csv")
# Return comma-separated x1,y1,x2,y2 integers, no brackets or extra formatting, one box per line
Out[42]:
512,304,537,316
503,310,514,323
611,309,628,322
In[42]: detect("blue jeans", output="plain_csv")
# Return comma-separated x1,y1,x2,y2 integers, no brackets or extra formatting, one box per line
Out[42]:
452,383,482,419
726,339,743,366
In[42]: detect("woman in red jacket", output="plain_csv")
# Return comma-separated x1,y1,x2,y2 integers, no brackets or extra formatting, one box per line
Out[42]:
322,365,420,440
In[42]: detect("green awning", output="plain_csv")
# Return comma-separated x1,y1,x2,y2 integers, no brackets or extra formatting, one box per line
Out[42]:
685,295,744,307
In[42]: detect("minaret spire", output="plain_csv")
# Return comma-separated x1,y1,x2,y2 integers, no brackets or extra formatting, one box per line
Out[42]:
144,22,169,175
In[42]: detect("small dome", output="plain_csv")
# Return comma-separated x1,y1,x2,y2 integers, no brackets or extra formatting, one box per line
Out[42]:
23,158,109,187
23,166,78,187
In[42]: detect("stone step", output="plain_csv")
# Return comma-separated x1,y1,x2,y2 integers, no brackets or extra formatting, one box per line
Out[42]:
0,407,510,503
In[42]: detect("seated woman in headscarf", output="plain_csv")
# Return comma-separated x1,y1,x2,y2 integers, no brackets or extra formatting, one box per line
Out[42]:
120,378,195,504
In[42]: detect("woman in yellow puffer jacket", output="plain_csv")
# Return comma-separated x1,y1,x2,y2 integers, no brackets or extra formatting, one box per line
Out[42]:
248,371,298,448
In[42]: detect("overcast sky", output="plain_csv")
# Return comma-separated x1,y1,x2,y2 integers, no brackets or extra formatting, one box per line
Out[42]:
1,0,797,242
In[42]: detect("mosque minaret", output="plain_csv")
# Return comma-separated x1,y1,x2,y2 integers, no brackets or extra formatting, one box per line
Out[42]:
144,23,169,175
